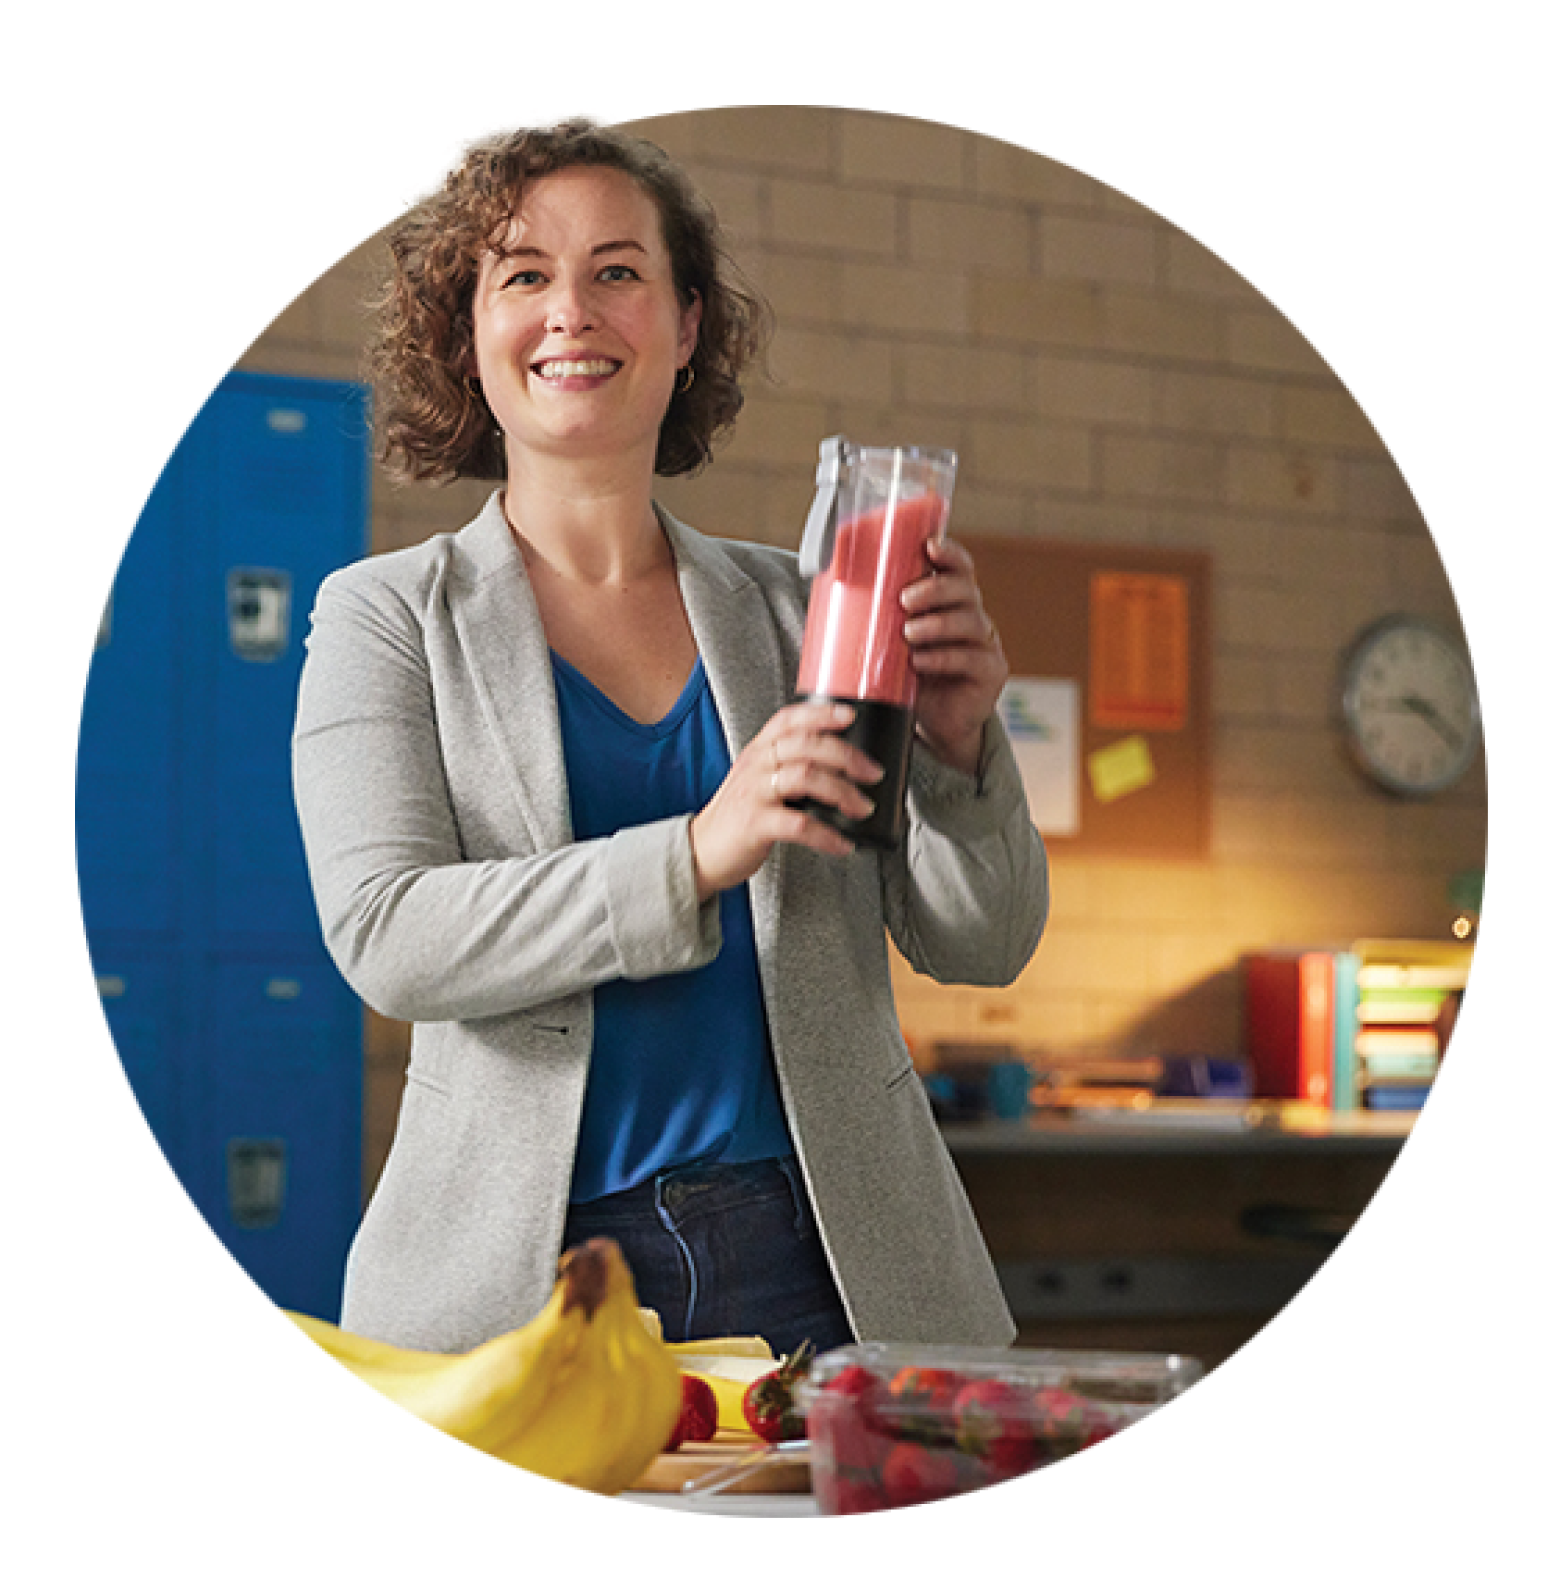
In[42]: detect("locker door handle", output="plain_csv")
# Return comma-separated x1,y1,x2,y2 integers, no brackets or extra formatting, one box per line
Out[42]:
227,568,292,661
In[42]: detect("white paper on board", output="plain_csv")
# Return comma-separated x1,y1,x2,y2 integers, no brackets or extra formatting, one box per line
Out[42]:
998,676,1080,836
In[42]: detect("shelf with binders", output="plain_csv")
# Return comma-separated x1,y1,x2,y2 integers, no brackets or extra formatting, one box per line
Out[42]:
1350,939,1470,1112
1241,938,1471,1114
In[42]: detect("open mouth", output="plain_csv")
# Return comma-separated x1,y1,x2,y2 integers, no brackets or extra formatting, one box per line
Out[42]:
533,357,622,381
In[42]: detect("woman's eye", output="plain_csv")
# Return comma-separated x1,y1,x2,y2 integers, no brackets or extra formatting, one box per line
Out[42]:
501,267,545,289
599,264,640,283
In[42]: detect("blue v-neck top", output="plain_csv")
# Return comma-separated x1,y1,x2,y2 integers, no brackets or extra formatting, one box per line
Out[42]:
549,650,794,1203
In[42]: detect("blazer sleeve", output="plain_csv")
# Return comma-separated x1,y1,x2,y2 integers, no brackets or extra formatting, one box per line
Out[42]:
879,715,1050,988
291,568,722,1024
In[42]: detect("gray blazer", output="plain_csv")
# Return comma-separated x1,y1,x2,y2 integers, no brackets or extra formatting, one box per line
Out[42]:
292,491,1048,1353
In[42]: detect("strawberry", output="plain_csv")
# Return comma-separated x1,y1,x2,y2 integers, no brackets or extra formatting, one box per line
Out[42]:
1031,1384,1088,1458
881,1441,961,1508
886,1365,962,1443
952,1378,1036,1478
1032,1385,1121,1462
1032,1387,1095,1457
1033,1384,1088,1429
810,1362,893,1478
823,1469,889,1515
741,1340,815,1443
825,1361,883,1412
663,1371,719,1452
888,1366,962,1415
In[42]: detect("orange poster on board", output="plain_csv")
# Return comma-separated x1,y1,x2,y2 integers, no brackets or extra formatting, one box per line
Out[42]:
1089,571,1189,731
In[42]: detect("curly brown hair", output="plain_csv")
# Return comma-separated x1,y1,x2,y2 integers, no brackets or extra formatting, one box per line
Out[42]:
365,119,772,484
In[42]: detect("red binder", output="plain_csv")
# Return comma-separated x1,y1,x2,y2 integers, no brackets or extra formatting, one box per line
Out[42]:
1243,951,1335,1104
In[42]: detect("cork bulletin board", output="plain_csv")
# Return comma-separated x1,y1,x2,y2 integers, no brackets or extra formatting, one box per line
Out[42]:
961,534,1211,857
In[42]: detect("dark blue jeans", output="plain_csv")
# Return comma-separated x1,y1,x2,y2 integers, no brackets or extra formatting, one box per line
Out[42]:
561,1156,854,1359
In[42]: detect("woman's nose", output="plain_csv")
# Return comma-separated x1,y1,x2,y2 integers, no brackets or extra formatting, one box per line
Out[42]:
545,277,597,335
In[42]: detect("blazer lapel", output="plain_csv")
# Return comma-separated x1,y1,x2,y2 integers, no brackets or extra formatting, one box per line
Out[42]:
448,492,573,854
660,506,789,770
660,506,794,955
445,497,792,866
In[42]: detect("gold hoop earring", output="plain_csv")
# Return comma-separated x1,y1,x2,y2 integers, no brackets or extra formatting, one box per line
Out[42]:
676,365,696,395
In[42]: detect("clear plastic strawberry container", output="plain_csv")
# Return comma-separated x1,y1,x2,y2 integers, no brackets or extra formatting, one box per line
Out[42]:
796,1341,1203,1514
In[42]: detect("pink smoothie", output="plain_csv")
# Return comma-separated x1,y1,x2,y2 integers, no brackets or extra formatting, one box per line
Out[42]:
796,491,950,708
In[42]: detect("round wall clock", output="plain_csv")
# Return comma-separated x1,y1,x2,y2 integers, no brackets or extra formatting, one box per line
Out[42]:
1336,614,1482,796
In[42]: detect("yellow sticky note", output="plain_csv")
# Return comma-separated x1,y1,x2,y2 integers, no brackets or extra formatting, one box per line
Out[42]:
1088,734,1156,804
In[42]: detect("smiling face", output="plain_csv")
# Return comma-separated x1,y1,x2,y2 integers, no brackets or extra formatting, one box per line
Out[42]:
471,164,702,476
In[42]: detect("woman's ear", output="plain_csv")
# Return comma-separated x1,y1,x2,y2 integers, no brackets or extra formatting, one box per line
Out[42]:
678,289,703,367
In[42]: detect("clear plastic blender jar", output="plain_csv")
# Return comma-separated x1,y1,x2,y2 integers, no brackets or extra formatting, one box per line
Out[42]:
795,437,957,848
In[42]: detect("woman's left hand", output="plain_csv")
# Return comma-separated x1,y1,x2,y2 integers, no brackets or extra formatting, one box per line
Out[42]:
901,537,1008,777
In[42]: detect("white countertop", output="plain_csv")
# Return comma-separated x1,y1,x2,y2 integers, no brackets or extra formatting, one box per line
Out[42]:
619,1490,820,1518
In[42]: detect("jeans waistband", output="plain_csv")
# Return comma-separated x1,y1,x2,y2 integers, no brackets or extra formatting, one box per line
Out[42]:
568,1155,803,1223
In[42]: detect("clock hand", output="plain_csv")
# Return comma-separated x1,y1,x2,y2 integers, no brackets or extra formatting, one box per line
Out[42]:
1394,693,1463,750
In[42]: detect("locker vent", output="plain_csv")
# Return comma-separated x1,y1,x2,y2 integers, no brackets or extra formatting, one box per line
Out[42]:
227,1138,287,1229
227,569,292,661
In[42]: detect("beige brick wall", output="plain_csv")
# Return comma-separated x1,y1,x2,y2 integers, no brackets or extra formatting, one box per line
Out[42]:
235,107,1484,1179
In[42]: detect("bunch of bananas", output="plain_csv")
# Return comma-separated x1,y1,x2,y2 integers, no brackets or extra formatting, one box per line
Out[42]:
286,1237,682,1495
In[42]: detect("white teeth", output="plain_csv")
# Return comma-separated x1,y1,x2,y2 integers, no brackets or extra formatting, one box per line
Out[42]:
536,359,617,379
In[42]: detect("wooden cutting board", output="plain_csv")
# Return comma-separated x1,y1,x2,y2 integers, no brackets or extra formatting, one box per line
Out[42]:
631,1434,811,1495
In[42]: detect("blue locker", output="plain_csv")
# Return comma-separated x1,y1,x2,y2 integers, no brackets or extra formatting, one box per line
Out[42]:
76,467,181,938
87,940,182,1158
190,953,364,1318
188,380,373,943
77,370,370,1320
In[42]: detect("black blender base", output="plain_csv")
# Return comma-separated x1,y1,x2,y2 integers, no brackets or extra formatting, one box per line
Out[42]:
793,695,915,850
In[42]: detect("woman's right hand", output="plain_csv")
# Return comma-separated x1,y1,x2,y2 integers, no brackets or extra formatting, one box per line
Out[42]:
689,702,884,901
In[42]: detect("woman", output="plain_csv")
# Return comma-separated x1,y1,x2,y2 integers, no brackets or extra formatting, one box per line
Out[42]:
293,119,1049,1358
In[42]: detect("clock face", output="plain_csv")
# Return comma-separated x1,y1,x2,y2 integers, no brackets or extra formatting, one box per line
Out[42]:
1339,616,1481,796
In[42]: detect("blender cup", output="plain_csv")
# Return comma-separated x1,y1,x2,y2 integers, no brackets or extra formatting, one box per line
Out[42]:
795,436,957,848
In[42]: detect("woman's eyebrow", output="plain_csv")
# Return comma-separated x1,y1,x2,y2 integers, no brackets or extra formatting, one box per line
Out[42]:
491,238,649,262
